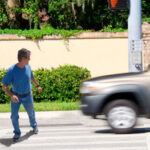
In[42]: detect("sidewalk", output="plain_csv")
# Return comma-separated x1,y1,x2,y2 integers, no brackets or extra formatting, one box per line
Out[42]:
0,110,82,119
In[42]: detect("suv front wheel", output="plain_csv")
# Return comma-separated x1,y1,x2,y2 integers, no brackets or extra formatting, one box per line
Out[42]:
104,99,138,134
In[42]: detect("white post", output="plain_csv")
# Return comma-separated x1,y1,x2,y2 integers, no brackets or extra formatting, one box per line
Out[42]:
128,0,142,72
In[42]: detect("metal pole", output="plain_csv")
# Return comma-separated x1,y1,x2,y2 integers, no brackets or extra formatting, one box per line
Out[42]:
128,0,142,72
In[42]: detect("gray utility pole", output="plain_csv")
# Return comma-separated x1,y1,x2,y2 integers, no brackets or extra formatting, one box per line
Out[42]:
128,0,142,72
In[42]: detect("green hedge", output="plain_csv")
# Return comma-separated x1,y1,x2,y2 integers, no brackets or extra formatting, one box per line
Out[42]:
0,69,10,103
0,65,91,104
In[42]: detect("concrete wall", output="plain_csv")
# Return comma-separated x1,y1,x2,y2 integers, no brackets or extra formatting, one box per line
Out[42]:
0,33,128,77
142,23,150,70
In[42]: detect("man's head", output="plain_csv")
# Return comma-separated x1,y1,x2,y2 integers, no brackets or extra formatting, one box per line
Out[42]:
18,48,31,65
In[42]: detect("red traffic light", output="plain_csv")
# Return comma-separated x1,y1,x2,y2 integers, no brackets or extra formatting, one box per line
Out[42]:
108,0,128,10
111,0,119,8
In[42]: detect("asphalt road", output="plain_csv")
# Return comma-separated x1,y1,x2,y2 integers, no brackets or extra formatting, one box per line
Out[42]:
0,111,150,150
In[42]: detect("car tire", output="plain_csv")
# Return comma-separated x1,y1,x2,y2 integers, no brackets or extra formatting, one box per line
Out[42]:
104,99,138,134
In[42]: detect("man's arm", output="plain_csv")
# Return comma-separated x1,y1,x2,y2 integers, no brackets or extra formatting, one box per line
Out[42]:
31,78,42,93
2,84,19,103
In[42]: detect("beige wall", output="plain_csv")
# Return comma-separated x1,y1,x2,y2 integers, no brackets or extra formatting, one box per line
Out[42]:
0,37,128,77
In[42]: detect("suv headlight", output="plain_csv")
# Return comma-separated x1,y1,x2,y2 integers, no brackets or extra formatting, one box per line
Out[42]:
80,82,101,94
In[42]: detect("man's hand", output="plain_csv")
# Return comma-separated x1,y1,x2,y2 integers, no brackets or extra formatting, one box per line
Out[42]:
11,95,19,103
2,84,19,102
31,78,42,93
38,86,42,93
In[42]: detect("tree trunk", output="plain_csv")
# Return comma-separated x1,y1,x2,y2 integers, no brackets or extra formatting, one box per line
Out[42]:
7,0,20,20
7,0,15,7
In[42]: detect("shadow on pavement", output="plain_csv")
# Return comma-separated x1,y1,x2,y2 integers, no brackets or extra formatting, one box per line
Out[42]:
0,130,34,147
95,127,150,134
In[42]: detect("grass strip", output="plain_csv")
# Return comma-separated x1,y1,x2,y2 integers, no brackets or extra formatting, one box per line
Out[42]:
0,101,81,112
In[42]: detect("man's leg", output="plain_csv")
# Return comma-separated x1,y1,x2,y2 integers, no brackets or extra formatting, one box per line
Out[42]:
22,93,37,130
11,100,21,135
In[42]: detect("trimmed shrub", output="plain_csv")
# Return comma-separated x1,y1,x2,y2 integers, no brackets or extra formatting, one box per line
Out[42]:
32,65,91,102
0,69,10,103
0,65,91,103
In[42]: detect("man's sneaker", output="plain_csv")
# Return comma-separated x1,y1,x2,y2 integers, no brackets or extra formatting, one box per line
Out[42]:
13,133,21,142
33,126,38,134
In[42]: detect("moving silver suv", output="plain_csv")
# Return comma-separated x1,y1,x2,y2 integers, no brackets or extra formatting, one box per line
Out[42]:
80,70,150,134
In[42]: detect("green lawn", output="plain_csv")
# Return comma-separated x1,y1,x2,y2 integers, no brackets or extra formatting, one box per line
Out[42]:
0,101,81,112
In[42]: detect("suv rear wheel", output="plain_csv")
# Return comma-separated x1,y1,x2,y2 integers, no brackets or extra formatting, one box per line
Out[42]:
104,99,138,134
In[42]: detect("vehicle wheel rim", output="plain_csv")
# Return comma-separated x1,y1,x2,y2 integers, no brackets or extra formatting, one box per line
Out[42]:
108,106,136,129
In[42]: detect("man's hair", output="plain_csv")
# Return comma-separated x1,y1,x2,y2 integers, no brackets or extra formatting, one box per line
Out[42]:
18,48,31,62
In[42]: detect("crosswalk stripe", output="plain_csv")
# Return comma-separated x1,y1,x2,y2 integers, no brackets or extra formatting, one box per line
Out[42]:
21,134,145,140
0,148,147,150
0,126,146,138
2,140,146,147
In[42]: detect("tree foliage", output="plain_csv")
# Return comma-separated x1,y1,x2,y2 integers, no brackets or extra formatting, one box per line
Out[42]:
0,0,149,30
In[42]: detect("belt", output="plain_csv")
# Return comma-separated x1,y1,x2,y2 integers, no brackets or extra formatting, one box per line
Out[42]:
12,91,31,97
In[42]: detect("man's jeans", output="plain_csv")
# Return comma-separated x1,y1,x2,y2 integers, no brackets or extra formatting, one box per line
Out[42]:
11,93,37,135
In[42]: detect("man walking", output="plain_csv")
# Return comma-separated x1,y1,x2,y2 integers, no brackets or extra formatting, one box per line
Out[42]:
2,48,42,142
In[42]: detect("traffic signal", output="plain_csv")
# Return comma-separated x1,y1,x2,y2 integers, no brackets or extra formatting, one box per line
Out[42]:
108,0,128,10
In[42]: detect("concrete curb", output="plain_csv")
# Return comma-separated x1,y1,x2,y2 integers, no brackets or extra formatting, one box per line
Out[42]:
0,110,82,119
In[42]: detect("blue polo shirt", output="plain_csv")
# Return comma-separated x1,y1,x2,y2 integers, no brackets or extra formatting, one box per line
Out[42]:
2,64,34,95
